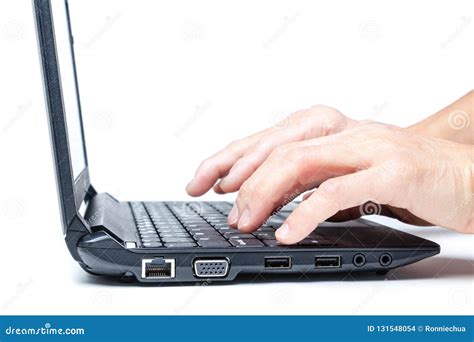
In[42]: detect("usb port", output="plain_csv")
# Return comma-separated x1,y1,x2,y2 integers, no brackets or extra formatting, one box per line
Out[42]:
315,256,341,268
264,257,291,269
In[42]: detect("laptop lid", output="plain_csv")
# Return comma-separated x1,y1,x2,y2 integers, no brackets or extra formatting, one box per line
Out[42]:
34,0,92,233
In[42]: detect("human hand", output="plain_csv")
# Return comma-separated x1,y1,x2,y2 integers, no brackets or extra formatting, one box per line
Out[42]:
186,105,356,196
228,121,473,243
187,108,473,244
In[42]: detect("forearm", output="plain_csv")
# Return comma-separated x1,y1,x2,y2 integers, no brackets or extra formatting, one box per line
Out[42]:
407,90,474,144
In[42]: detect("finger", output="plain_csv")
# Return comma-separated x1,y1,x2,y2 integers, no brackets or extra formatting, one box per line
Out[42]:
235,142,368,232
212,183,225,194
302,191,315,200
186,131,270,196
217,116,357,194
276,168,390,244
217,126,309,193
187,106,354,196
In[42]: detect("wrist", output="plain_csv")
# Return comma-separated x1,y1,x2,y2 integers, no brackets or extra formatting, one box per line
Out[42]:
406,90,473,144
449,144,474,233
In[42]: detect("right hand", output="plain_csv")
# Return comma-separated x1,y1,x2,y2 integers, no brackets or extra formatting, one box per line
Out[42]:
186,105,356,196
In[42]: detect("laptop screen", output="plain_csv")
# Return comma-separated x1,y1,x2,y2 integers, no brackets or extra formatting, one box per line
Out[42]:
51,0,86,180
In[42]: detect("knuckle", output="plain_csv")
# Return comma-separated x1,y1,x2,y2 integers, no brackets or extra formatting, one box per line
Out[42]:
268,145,289,160
318,179,342,197
238,181,252,198
254,135,275,152
234,154,259,173
309,104,336,113
269,144,304,168
297,196,319,216
199,158,213,172
225,140,242,153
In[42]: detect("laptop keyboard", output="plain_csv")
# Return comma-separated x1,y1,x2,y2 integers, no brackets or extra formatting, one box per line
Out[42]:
130,201,332,248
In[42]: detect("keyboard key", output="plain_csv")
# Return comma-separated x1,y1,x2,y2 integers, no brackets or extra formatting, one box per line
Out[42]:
262,239,284,247
194,235,226,242
224,232,255,239
297,238,321,246
266,216,284,227
142,241,163,248
134,201,285,250
161,237,194,243
253,231,275,239
187,227,216,232
164,242,196,248
230,238,264,247
141,237,161,242
197,240,231,248
192,232,222,239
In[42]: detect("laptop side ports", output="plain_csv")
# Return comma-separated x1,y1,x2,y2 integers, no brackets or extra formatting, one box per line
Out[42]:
353,253,366,267
314,256,341,268
142,258,175,279
193,259,230,278
379,253,393,267
264,256,292,269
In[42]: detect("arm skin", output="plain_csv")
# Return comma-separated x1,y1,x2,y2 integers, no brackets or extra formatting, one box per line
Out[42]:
408,90,474,145
186,92,474,243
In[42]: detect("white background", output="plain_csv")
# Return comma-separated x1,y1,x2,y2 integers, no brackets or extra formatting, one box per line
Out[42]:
0,0,473,314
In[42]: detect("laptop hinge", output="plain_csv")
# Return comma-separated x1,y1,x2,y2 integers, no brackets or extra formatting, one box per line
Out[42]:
84,192,138,245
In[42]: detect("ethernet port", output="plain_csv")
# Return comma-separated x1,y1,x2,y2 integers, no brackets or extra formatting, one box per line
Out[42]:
142,258,175,279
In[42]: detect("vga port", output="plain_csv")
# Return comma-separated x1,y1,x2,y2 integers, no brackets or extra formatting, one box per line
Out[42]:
193,259,230,278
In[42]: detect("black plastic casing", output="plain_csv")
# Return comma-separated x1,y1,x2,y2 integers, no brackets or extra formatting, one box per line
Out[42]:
34,0,95,261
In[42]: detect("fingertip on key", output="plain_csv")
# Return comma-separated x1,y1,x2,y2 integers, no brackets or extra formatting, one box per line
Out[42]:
228,205,239,226
275,223,291,241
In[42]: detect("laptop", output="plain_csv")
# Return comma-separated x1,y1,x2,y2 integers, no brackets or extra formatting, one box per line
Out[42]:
33,0,440,284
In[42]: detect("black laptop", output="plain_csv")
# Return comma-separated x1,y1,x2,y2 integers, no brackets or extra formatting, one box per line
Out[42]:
34,0,440,284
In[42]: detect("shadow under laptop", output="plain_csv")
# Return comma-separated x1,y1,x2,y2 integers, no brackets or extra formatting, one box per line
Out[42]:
76,256,473,287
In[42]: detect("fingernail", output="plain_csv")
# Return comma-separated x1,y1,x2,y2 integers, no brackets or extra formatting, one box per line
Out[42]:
185,180,194,193
276,223,290,240
238,207,250,229
228,205,239,225
219,172,237,188
213,182,223,194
